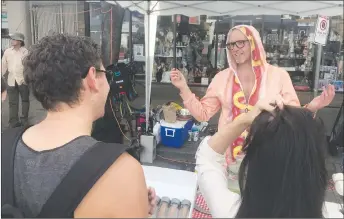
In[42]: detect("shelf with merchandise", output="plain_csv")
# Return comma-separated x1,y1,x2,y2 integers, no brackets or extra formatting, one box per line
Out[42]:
263,30,314,91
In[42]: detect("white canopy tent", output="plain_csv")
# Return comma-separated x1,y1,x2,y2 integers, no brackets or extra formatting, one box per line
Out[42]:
107,0,343,130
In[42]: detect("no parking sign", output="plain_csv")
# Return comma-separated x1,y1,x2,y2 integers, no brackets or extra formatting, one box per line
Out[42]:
313,15,330,45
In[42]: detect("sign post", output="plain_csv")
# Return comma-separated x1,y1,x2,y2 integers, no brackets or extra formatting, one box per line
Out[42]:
314,15,330,45
312,15,330,97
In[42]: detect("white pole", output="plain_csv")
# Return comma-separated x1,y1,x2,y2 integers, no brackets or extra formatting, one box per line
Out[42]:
75,0,79,36
145,0,151,132
29,1,35,45
59,2,64,34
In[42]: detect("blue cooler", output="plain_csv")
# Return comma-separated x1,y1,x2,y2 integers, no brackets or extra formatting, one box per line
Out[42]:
160,120,193,148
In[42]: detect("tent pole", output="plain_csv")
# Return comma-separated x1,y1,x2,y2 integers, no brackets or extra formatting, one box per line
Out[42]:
145,1,151,132
173,14,177,68
214,16,219,70
129,10,133,62
313,44,323,97
29,1,35,45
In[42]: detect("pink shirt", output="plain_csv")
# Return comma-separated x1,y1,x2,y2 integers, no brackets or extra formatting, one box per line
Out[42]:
180,65,300,130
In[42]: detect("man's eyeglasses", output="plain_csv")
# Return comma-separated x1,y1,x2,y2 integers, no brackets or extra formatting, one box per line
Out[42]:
81,68,113,82
96,69,113,81
226,40,249,50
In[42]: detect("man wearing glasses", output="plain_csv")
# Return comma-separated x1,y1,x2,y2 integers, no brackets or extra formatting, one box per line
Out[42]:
170,25,335,166
1,34,156,217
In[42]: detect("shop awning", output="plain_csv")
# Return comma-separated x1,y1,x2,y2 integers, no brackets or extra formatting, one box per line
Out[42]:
106,0,343,130
108,1,343,17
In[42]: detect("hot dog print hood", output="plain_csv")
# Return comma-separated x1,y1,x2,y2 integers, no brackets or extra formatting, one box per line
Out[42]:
225,25,269,164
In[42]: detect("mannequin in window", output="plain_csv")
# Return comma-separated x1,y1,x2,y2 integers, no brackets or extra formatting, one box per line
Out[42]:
185,35,202,80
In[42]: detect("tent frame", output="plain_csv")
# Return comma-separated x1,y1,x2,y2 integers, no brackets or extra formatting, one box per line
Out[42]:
108,0,343,131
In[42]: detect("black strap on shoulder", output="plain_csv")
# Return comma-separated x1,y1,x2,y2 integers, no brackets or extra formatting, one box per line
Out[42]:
1,126,29,207
1,126,30,218
37,142,129,218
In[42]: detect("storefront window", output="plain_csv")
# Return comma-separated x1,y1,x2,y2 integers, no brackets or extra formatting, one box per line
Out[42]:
153,15,175,82
89,2,102,46
121,12,343,90
119,10,131,63
131,11,145,79
154,14,217,85
319,15,343,92
259,15,314,90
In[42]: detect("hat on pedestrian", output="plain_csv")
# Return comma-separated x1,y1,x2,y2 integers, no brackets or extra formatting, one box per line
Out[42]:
9,32,25,42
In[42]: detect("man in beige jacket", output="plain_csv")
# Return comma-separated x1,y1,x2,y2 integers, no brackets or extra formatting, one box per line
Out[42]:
2,33,29,127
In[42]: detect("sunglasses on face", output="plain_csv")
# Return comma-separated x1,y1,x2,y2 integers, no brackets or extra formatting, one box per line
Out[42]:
226,40,249,50
81,68,113,81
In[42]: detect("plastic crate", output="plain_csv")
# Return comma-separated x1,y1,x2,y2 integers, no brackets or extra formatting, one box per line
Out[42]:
160,120,193,148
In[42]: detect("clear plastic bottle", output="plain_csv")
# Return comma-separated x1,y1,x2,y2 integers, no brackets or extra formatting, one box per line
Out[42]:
157,197,170,218
166,198,180,218
178,199,191,218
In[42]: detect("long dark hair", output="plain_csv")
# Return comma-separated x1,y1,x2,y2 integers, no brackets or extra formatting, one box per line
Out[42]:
236,106,328,218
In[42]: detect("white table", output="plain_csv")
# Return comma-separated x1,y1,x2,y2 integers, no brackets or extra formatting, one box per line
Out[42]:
142,166,343,218
142,166,198,218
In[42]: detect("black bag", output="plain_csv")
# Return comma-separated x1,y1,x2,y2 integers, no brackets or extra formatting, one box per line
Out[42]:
107,63,132,100
328,100,344,156
1,126,129,218
92,93,124,144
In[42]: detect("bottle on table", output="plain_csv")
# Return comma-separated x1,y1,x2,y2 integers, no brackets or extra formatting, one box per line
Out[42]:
157,196,170,218
178,199,191,218
166,198,180,218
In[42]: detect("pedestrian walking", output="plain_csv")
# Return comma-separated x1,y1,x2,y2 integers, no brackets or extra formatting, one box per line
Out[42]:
1,32,30,127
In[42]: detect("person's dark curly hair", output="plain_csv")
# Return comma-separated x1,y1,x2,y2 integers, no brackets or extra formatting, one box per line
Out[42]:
23,34,102,111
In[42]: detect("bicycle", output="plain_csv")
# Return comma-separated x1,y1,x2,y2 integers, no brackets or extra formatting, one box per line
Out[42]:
109,93,147,138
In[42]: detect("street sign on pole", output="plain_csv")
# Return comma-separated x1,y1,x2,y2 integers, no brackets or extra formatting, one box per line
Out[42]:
312,15,330,97
313,15,330,45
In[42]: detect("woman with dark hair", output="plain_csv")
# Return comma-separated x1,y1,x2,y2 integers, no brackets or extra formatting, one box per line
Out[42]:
196,97,343,218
